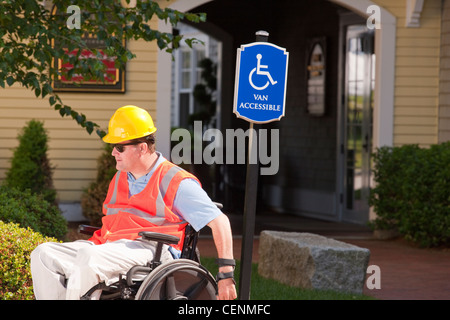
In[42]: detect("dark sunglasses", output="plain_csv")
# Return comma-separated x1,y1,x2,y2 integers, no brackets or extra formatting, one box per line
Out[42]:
111,141,143,153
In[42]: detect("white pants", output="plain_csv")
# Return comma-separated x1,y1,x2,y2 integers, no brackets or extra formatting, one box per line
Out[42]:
30,239,173,300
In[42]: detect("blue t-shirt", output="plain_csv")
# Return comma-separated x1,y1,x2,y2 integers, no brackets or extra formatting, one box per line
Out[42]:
127,152,222,257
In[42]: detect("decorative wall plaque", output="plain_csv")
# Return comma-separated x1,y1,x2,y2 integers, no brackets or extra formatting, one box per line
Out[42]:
51,7,126,93
306,37,326,116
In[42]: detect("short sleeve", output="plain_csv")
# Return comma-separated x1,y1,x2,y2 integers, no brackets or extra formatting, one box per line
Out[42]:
172,178,222,231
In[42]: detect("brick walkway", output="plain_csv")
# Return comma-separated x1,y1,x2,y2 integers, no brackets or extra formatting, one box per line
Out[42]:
197,213,450,300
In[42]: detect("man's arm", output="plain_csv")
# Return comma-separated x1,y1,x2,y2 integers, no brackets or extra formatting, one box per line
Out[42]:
207,213,237,300
172,178,237,300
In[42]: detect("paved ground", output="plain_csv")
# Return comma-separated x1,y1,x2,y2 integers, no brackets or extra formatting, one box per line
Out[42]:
197,212,450,300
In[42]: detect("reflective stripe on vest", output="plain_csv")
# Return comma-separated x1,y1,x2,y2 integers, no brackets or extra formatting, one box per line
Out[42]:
103,161,198,228
104,165,185,224
91,161,201,248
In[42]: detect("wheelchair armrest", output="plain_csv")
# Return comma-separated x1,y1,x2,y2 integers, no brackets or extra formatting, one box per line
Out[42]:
138,231,180,245
78,224,101,235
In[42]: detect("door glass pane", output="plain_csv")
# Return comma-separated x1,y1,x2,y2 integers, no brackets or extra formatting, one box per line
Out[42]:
344,25,374,213
195,48,206,83
181,71,191,89
181,50,191,69
181,50,191,89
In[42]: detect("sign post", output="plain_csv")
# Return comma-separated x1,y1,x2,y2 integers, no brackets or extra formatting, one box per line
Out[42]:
234,31,289,300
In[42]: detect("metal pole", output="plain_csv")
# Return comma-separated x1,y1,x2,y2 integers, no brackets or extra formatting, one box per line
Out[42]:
255,30,269,42
238,30,269,300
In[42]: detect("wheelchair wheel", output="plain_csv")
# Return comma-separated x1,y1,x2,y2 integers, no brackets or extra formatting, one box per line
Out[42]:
135,259,217,300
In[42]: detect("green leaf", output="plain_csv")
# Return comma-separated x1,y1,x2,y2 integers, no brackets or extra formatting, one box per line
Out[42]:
96,129,106,138
76,114,86,124
6,76,14,86
85,122,94,134
41,85,49,98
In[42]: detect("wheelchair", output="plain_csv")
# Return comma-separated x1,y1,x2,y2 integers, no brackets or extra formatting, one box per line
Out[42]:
77,221,218,300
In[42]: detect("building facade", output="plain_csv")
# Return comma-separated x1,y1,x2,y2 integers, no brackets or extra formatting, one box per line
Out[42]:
0,0,448,223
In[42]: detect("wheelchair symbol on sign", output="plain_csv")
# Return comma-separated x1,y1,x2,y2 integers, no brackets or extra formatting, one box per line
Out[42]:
249,54,278,90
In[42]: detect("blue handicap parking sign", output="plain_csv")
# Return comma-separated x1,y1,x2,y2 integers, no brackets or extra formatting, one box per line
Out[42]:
233,42,289,124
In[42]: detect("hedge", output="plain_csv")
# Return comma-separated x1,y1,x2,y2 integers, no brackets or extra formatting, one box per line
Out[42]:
81,144,116,226
0,221,60,300
0,186,67,240
369,142,450,247
3,119,57,205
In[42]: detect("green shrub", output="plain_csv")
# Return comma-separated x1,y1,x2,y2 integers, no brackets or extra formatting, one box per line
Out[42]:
0,186,67,240
4,119,57,204
369,142,450,247
81,144,116,226
0,220,60,300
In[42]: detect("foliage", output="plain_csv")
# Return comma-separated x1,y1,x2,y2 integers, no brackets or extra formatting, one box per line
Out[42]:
0,0,206,137
189,58,217,128
4,119,57,204
0,186,67,240
369,142,450,247
0,220,60,300
81,144,116,226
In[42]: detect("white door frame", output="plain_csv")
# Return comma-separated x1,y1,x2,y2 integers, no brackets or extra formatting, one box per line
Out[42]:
332,0,396,221
330,0,396,150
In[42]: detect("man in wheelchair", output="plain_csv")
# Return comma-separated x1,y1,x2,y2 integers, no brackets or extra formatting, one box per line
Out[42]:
30,105,237,300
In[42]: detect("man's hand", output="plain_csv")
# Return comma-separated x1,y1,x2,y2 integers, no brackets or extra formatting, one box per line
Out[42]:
217,277,237,300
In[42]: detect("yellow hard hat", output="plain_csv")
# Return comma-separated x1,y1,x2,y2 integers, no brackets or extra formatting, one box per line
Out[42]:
103,105,157,144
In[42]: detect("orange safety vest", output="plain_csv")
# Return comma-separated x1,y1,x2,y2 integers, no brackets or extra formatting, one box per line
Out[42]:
89,160,200,251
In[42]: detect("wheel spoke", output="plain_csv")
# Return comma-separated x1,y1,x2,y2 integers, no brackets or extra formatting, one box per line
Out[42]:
165,274,178,300
186,278,208,300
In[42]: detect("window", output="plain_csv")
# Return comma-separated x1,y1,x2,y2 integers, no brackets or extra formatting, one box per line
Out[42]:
171,23,219,130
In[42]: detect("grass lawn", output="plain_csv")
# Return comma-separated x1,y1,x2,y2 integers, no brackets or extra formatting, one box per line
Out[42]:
200,257,376,300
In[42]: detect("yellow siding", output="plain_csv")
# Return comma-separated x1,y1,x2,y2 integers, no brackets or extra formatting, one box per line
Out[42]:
374,0,442,147
439,0,450,142
0,38,159,202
